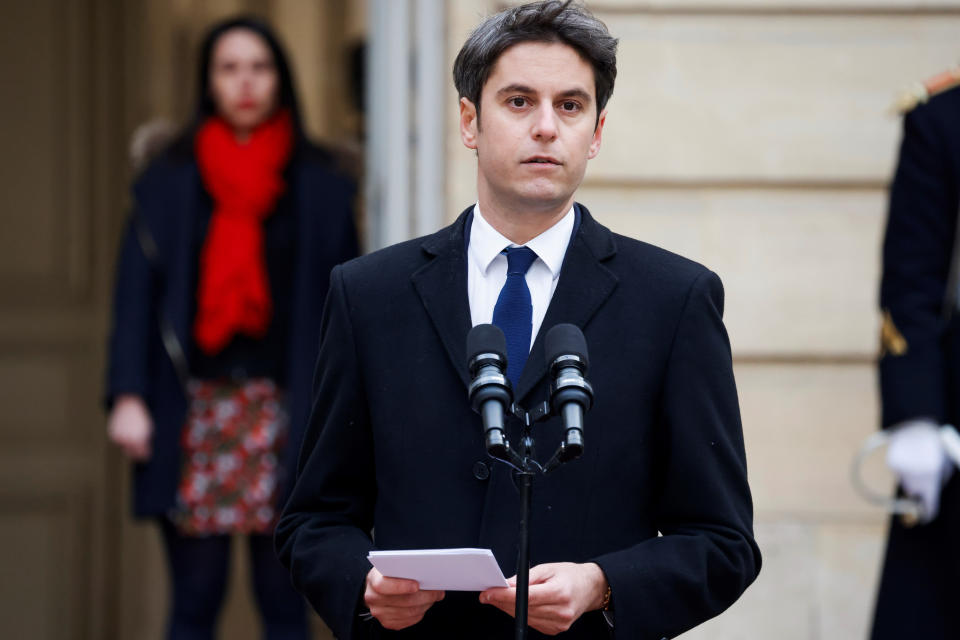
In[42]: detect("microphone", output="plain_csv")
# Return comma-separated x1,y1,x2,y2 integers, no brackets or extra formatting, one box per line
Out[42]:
544,324,594,471
467,324,514,459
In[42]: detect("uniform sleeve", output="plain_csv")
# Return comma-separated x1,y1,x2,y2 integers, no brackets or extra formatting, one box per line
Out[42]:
879,106,956,427
593,270,761,640
105,213,155,407
275,264,376,640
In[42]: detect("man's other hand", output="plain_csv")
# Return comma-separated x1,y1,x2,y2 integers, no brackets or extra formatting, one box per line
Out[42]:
479,562,608,635
364,567,445,630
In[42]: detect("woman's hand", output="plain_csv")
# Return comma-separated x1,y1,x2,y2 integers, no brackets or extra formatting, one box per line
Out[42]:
107,394,154,461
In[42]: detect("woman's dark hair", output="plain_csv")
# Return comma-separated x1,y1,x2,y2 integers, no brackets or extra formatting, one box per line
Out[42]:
452,0,618,128
169,16,305,157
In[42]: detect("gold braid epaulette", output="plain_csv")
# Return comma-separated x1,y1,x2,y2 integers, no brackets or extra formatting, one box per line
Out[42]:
880,309,908,358
893,66,960,115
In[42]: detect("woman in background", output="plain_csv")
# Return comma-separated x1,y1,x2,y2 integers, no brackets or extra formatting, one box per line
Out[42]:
105,16,358,640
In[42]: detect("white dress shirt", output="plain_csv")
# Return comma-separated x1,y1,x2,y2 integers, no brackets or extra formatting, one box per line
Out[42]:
467,204,574,350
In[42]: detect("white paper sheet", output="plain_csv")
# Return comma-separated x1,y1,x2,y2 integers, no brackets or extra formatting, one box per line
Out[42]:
368,548,509,591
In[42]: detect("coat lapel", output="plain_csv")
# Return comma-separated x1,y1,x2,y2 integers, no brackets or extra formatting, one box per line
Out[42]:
411,209,475,388
514,204,619,402
410,205,619,398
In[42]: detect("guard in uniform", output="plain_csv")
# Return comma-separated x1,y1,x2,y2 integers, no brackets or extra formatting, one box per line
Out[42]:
872,66,960,639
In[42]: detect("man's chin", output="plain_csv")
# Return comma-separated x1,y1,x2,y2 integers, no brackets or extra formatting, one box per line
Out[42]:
509,189,575,214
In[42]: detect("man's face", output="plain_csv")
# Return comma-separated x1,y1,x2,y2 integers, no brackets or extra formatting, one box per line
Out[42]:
460,41,606,215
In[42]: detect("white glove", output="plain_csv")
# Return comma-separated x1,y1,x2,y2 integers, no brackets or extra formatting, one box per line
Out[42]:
886,419,953,523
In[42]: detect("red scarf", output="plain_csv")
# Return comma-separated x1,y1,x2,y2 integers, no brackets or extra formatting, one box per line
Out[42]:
193,109,293,355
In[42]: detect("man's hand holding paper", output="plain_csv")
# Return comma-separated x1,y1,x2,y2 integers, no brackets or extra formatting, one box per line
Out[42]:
364,567,445,631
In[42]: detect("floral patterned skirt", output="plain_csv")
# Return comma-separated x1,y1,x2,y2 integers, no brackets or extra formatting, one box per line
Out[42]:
172,378,288,536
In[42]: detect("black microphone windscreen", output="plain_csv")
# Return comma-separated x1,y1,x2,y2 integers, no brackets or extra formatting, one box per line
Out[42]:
544,323,589,366
467,324,508,362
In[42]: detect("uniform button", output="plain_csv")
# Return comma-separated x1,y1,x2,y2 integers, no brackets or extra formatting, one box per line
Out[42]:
472,460,490,481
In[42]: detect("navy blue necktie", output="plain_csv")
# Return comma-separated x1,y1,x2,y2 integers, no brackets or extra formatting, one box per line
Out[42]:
493,246,538,386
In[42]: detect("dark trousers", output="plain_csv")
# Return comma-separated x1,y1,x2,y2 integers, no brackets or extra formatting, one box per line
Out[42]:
160,520,309,640
871,474,960,639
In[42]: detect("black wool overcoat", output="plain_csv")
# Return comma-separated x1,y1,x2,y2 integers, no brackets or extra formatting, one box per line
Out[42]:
277,204,760,640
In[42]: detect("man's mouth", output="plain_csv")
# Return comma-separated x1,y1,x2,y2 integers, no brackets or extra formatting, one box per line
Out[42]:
523,156,561,165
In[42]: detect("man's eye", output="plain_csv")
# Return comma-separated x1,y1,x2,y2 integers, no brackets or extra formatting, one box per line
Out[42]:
560,101,580,112
510,97,527,108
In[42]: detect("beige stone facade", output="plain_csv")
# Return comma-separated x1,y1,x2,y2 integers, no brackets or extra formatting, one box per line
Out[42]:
1,0,957,638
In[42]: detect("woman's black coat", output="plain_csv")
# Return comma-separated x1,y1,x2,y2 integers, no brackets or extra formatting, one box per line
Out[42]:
106,143,359,517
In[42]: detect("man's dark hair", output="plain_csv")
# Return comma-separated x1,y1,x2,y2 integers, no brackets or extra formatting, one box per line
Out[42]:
452,0,618,125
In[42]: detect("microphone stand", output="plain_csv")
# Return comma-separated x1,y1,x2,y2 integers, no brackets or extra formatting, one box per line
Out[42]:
468,324,592,640
515,443,533,640
498,400,566,640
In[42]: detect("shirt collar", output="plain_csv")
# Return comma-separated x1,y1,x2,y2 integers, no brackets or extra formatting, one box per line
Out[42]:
468,204,575,280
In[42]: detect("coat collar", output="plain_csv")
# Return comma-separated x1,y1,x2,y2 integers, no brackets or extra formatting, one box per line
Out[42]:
412,203,619,401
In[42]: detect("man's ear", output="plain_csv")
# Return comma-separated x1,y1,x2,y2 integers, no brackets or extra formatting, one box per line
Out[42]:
588,108,607,159
460,97,479,150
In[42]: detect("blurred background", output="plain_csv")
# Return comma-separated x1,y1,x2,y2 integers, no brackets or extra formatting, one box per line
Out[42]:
0,0,956,638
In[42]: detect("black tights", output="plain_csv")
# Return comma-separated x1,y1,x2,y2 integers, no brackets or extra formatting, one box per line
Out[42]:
160,521,309,640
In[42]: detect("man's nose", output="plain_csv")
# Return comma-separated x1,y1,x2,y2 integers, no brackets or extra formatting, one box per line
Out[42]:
531,105,558,141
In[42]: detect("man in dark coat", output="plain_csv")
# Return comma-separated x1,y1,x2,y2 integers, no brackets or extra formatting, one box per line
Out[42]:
276,3,760,639
872,69,960,640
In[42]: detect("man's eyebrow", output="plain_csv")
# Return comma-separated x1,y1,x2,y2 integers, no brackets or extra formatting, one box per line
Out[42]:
494,84,593,103
556,88,593,103
495,84,536,97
